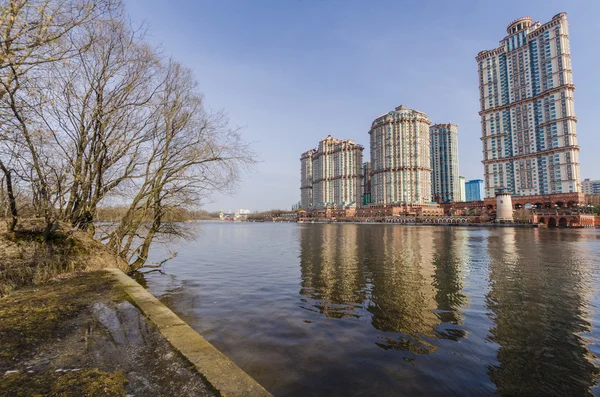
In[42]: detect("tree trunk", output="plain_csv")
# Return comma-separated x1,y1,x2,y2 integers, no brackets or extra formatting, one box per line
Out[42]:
130,202,162,271
0,160,18,232
130,219,159,271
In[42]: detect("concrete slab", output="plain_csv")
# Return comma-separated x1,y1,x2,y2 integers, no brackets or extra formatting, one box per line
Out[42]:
105,268,273,397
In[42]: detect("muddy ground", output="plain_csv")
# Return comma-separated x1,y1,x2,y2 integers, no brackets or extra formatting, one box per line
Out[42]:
0,271,216,396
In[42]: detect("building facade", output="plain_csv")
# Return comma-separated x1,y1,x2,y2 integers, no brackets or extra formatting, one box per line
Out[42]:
459,176,466,202
369,105,432,205
300,148,316,209
430,123,460,203
302,136,363,209
466,179,485,201
476,13,581,198
582,179,600,195
362,162,372,205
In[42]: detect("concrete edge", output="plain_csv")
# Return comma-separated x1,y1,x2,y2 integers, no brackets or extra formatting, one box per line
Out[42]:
105,268,273,397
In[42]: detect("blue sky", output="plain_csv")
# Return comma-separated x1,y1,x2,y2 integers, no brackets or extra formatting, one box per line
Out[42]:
125,0,600,212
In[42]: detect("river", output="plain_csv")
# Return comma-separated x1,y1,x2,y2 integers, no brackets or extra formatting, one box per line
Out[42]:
142,222,600,396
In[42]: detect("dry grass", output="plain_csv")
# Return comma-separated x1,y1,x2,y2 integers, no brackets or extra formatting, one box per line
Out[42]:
0,271,128,396
0,369,128,397
0,272,124,369
0,219,128,296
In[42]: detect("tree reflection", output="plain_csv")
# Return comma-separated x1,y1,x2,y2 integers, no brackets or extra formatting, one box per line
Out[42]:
486,228,599,395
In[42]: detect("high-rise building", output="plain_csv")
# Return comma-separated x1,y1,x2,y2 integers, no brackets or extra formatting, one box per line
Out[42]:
300,149,316,209
430,123,460,203
362,162,372,206
301,136,363,209
466,179,485,201
582,179,600,195
369,105,432,205
459,176,466,202
476,13,580,198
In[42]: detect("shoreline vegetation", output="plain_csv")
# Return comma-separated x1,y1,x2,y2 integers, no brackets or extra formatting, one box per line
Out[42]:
0,1,254,391
0,219,128,297
0,0,255,273
0,2,256,393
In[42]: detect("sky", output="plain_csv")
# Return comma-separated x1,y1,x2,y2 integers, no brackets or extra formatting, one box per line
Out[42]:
125,0,600,212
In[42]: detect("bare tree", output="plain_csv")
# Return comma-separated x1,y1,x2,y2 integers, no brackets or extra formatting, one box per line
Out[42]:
0,0,115,236
0,0,256,272
40,10,160,233
108,60,255,271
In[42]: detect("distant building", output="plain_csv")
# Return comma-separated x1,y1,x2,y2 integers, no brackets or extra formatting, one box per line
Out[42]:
466,179,485,201
582,179,600,195
362,162,372,206
477,13,581,197
369,105,432,205
300,136,363,209
459,176,466,202
300,149,316,209
430,123,460,203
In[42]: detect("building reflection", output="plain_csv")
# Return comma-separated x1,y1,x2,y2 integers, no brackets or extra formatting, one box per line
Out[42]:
485,228,599,395
366,226,439,353
430,229,468,340
299,224,469,354
299,224,367,319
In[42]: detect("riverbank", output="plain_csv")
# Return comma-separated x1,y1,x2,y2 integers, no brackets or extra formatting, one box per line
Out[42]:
0,271,216,396
0,221,271,396
0,220,128,296
298,221,539,228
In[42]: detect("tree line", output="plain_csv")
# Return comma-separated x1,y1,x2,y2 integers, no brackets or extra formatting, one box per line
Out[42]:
0,0,254,270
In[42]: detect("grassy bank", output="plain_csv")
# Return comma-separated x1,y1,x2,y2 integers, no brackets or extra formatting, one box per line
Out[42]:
0,220,128,296
0,272,129,396
0,270,215,396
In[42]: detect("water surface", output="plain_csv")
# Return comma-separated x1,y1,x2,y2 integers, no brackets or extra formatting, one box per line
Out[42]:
143,223,600,396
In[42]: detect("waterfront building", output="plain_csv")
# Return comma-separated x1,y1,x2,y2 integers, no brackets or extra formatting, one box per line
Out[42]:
582,179,600,195
302,136,363,209
430,123,460,203
459,176,466,202
476,13,581,198
466,179,485,201
369,105,432,205
495,189,514,222
362,162,372,206
300,148,317,209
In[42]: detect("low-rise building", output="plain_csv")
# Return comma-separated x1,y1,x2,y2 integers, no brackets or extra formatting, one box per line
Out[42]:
582,179,600,195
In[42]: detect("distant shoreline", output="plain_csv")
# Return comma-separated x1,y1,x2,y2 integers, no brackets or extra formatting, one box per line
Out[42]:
296,221,539,228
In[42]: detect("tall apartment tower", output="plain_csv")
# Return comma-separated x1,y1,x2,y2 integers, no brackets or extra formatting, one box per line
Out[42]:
305,136,363,209
369,105,432,205
430,123,460,203
300,148,316,209
476,13,580,198
362,162,372,205
459,176,466,202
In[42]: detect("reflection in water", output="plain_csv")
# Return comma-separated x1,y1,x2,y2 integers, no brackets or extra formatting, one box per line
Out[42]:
367,226,439,353
431,230,468,341
299,224,366,319
144,223,600,396
486,228,599,395
299,225,469,354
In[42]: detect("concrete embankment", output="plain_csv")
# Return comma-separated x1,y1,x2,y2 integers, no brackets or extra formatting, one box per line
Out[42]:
106,268,273,397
